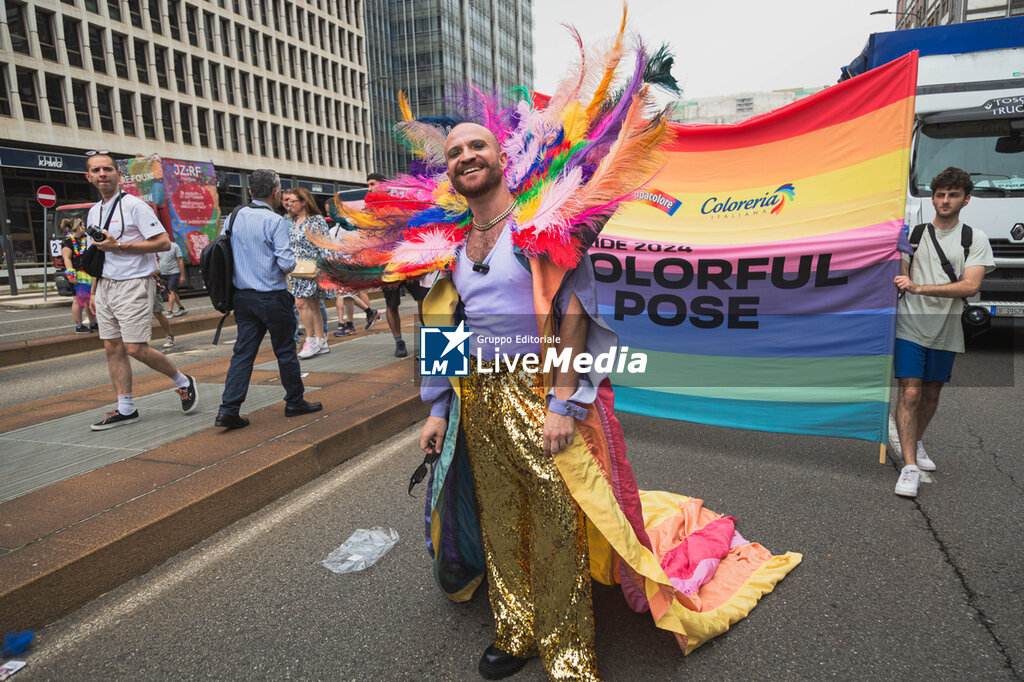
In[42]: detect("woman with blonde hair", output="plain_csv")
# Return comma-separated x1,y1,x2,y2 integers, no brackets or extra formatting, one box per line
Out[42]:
283,187,335,359
60,217,97,333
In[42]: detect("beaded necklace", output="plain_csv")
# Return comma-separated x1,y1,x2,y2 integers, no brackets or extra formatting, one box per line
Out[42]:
66,232,88,259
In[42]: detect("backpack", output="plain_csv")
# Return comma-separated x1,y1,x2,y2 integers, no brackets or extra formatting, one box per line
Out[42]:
199,205,245,344
908,222,973,269
200,202,277,343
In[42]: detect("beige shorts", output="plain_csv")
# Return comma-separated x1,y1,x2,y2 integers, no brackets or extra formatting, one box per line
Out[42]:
95,277,155,343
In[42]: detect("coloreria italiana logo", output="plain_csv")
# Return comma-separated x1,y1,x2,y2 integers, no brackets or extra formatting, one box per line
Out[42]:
700,183,795,218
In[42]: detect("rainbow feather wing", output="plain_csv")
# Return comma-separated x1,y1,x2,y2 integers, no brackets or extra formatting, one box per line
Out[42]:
317,9,678,288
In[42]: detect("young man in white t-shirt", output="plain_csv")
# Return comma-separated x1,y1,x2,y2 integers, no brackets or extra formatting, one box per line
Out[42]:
892,166,996,497
84,153,198,430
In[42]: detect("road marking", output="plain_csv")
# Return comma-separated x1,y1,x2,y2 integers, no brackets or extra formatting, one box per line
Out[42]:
887,415,935,484
0,325,80,339
0,312,69,324
27,426,421,666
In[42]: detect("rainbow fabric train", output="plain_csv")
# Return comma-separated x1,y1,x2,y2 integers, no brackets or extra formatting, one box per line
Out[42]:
312,9,678,288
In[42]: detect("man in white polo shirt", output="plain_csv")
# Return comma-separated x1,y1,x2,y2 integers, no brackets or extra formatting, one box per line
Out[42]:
85,152,197,430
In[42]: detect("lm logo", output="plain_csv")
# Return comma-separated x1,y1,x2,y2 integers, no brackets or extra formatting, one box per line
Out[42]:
419,321,472,377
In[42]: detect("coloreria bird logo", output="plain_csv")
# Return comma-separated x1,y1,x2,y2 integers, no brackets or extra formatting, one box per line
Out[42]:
770,183,795,214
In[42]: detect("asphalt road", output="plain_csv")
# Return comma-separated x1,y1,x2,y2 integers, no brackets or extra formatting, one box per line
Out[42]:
10,322,1022,680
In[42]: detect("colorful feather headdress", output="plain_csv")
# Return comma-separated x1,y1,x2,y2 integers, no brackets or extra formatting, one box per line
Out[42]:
314,8,679,290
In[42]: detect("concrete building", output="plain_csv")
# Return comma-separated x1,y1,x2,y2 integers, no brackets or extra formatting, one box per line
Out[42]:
892,0,1024,28
1,0,371,269
670,87,826,126
364,0,533,178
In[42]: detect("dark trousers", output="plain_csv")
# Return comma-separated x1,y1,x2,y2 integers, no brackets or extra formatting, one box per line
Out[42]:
219,288,304,416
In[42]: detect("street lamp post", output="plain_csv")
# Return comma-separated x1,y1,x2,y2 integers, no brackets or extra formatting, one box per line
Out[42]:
870,8,925,28
361,75,392,175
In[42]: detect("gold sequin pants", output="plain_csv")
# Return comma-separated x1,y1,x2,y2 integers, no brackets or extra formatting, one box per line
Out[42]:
460,366,600,681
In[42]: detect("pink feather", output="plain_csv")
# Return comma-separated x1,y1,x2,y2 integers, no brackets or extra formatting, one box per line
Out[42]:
519,167,585,241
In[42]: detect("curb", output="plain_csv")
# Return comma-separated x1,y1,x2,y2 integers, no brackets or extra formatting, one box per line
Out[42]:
0,384,426,634
0,312,230,368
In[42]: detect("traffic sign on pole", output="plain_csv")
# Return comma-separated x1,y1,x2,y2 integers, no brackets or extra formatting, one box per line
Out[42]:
36,185,57,208
42,205,50,301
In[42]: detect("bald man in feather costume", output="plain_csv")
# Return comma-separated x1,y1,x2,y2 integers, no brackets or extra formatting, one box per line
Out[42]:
419,120,605,679
316,18,800,682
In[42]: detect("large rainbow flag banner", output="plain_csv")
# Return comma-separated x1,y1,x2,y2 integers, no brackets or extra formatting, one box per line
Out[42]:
593,53,918,443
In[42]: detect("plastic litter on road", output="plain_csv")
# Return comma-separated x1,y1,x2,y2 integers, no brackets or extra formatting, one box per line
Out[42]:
322,527,399,574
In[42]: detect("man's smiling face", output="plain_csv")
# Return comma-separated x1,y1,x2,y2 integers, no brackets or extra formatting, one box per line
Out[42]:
444,123,507,199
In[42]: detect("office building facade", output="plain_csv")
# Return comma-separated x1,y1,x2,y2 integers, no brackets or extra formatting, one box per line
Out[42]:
364,0,533,177
894,0,1024,28
1,0,370,268
670,87,826,126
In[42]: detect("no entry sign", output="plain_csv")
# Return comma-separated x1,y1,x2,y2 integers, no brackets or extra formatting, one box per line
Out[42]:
36,185,57,208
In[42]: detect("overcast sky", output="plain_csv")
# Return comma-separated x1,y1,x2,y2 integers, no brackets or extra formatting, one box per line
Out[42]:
531,1,901,100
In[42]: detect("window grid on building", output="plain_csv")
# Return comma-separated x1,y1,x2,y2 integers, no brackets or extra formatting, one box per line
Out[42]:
895,0,1022,26
364,0,533,176
1,0,371,185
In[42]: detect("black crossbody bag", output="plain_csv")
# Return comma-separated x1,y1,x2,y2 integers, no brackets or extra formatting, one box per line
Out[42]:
80,193,125,278
917,223,991,338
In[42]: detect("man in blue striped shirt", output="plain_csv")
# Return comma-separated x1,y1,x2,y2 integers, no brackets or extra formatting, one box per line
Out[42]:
215,169,323,429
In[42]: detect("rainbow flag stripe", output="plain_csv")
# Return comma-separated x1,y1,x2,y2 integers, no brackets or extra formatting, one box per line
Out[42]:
594,53,918,442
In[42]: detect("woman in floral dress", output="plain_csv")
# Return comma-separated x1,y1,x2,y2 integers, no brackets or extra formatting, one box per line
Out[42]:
282,187,335,359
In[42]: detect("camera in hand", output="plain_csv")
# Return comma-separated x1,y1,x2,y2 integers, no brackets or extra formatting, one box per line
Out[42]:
84,225,107,242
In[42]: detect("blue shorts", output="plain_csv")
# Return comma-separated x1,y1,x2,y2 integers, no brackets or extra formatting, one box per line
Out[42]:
894,338,956,383
160,273,180,292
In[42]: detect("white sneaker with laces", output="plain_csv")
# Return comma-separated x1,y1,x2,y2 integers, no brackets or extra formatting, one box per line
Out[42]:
915,441,936,471
315,337,330,355
895,465,921,497
162,336,175,348
297,340,318,359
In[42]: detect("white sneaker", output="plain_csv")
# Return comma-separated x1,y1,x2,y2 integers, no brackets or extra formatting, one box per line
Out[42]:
915,441,936,471
315,337,330,355
297,340,318,359
162,336,175,348
895,465,920,497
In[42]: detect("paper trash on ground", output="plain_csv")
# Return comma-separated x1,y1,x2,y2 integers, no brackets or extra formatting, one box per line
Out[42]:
0,661,27,681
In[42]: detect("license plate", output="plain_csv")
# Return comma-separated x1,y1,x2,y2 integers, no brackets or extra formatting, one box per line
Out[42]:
995,305,1024,317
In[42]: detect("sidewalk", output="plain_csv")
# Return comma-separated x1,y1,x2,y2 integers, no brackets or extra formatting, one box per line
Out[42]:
0,309,229,367
0,320,426,634
0,290,70,310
